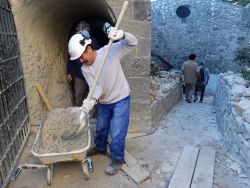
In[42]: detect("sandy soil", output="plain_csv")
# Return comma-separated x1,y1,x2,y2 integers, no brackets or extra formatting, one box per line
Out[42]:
8,96,250,188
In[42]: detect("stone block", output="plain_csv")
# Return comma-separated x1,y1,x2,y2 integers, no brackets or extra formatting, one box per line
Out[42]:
130,98,151,118
247,149,250,168
242,122,250,140
139,22,151,38
235,116,245,133
136,38,151,58
243,110,250,124
121,58,150,77
234,76,247,86
120,21,140,37
243,88,250,97
127,77,150,99
234,98,250,116
231,85,245,102
133,0,151,21
109,0,133,21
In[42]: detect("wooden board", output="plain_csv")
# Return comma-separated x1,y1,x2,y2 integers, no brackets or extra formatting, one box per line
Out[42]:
122,163,150,184
34,82,53,111
168,145,200,188
190,147,216,188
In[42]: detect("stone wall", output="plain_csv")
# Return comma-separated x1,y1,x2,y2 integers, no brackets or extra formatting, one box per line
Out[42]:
107,0,152,133
10,0,152,133
152,0,250,73
151,83,182,124
215,72,250,175
150,70,183,126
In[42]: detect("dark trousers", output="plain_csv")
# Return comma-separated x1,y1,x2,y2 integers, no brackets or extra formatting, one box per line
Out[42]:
185,83,195,101
194,84,206,101
74,77,89,107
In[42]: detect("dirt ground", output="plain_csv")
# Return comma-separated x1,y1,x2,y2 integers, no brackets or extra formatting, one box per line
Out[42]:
8,96,250,188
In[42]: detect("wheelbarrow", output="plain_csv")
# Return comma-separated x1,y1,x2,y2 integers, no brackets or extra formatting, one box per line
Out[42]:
11,123,93,186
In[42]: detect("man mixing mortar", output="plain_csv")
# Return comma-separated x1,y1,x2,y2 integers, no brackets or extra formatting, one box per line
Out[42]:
68,27,137,175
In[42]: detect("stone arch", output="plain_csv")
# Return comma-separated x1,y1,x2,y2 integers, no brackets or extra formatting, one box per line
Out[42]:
10,0,116,124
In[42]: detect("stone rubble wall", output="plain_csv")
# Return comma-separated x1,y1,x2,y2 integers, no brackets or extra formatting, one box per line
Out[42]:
152,0,250,73
215,72,250,175
150,70,183,125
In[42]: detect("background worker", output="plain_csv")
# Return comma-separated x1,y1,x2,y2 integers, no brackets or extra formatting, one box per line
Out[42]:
68,27,138,175
66,21,99,106
193,61,210,103
181,53,199,103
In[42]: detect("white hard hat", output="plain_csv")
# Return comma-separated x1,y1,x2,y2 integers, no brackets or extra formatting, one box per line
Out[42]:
68,33,92,60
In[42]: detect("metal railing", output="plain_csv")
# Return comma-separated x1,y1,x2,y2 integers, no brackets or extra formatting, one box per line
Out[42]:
0,0,30,187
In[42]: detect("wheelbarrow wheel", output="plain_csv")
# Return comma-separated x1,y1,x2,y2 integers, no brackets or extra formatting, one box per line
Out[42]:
81,161,90,180
47,164,53,186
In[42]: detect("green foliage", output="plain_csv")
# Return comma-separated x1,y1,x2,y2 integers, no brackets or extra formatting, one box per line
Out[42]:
242,69,250,82
234,46,250,66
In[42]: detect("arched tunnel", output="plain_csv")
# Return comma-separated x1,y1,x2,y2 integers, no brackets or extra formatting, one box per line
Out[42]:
10,0,116,124
10,0,152,133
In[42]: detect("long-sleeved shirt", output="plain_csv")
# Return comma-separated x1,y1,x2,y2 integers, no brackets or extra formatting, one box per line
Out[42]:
81,32,138,104
67,37,100,79
182,60,199,84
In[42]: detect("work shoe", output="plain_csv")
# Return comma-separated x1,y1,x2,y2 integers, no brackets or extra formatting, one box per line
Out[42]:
87,147,106,157
193,98,198,102
105,160,124,175
199,100,203,103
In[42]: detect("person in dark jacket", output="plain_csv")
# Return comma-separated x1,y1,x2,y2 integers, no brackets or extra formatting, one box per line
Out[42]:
67,21,100,106
193,62,210,103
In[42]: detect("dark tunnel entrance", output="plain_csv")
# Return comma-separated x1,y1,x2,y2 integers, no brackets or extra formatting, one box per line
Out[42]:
10,0,117,124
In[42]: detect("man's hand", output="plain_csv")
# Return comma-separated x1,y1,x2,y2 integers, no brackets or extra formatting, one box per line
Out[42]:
108,27,124,41
67,74,72,81
81,98,97,113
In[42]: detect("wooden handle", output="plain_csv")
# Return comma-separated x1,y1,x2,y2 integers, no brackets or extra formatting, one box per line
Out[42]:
34,82,53,111
86,1,128,100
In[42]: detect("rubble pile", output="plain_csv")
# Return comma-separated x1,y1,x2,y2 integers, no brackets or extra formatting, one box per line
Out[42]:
150,70,181,102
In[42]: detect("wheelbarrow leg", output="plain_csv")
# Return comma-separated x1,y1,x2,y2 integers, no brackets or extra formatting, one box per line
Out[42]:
47,164,53,186
81,158,93,180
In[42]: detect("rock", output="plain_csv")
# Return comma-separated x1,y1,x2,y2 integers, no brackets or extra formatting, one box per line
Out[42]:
243,88,250,97
161,162,171,173
231,161,241,174
234,76,247,86
243,110,250,123
231,85,245,102
160,84,171,93
156,169,161,175
234,98,250,115
239,173,247,178
223,75,235,86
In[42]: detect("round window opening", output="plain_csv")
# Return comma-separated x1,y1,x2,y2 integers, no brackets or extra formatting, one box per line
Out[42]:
176,5,190,18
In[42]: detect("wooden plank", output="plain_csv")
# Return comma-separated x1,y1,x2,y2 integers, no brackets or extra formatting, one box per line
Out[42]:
168,145,200,188
122,163,150,184
107,147,137,167
34,82,53,111
190,147,216,188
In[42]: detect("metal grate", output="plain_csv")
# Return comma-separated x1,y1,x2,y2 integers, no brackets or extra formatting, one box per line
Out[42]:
0,0,30,187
